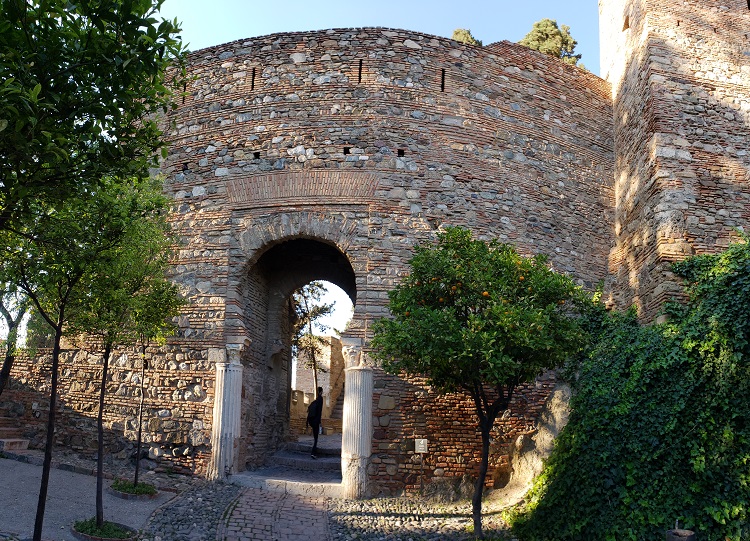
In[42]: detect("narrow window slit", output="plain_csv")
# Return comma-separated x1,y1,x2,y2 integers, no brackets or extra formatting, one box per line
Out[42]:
358,59,363,83
343,147,351,155
251,67,256,90
440,69,446,92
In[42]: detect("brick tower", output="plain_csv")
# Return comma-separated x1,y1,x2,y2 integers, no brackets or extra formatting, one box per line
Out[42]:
600,0,750,318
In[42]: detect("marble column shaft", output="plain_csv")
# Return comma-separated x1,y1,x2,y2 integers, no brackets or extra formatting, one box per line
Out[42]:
341,365,373,498
207,346,243,480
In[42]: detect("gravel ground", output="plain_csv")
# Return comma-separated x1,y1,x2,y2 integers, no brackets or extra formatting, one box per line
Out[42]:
328,498,516,541
136,480,516,541
139,481,244,541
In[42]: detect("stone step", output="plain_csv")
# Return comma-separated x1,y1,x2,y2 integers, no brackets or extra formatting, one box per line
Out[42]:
285,441,340,458
0,427,22,439
271,450,341,472
322,418,343,435
329,393,345,420
0,438,29,451
231,466,341,498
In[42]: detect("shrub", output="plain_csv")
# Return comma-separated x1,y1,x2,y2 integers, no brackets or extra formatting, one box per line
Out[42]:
111,478,157,496
512,237,750,540
73,517,134,539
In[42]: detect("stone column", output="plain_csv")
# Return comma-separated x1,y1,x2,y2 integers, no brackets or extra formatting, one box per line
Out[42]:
207,344,244,480
341,364,373,499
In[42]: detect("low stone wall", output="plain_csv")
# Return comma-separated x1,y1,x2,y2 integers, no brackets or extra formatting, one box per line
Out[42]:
3,346,213,476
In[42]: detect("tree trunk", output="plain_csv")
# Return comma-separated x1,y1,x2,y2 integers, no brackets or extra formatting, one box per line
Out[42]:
312,345,319,392
96,343,112,528
0,313,22,397
32,327,62,541
472,418,492,539
134,343,147,487
0,348,14,398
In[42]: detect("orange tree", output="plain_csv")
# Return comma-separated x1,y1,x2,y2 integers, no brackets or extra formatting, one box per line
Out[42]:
371,227,586,539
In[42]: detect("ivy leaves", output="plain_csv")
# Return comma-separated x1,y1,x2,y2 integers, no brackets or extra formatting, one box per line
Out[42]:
513,237,750,541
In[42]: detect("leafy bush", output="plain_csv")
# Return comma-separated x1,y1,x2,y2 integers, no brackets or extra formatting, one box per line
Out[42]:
512,237,750,540
73,517,134,539
111,478,157,496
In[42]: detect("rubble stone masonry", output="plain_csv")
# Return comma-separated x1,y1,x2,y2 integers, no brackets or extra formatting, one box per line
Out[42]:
601,0,750,316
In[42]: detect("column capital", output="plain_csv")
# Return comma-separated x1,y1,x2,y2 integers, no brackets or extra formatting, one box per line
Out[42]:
226,340,250,365
341,337,363,367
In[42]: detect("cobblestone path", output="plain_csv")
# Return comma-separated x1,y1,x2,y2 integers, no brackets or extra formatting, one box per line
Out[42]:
219,488,330,541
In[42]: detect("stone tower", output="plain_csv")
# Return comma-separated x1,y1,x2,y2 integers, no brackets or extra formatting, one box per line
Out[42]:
600,0,750,318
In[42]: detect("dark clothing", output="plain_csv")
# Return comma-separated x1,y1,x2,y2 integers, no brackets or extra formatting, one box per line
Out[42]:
306,395,323,456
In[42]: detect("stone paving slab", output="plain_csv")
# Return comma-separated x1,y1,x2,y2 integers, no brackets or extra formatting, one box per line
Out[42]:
0,458,174,541
218,488,331,541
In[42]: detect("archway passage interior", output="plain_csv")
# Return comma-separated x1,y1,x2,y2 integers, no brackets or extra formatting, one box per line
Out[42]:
237,237,356,470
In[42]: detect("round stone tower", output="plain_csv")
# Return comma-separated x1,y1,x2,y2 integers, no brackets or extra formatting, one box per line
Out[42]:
158,27,615,495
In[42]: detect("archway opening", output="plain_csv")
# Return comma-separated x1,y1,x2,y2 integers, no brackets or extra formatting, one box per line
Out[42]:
238,238,356,470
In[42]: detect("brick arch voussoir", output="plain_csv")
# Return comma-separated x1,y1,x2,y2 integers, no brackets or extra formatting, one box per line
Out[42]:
241,210,364,267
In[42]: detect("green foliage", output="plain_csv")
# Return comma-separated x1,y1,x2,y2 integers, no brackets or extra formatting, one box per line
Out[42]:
372,227,586,538
73,517,134,539
518,19,582,67
512,236,750,541
0,0,185,233
23,305,53,350
292,281,334,375
452,28,482,46
111,478,157,495
68,175,182,350
372,227,585,395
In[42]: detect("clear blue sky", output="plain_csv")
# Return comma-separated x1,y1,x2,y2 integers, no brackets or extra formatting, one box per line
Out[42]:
158,0,601,75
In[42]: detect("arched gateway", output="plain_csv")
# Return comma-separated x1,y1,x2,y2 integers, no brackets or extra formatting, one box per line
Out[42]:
158,26,615,497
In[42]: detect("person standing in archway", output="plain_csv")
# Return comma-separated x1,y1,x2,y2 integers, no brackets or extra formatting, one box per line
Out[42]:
306,386,323,458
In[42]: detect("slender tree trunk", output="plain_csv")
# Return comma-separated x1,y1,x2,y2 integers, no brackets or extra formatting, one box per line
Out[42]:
311,345,319,392
303,295,320,392
0,348,15,397
32,327,62,541
472,418,492,539
0,303,25,397
134,343,147,486
96,343,112,528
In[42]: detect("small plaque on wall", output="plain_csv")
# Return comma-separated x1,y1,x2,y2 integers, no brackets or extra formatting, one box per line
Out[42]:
414,438,428,454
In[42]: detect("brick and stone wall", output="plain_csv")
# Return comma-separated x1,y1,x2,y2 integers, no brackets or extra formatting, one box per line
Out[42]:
6,27,616,493
3,346,210,475
165,27,614,492
601,0,750,318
